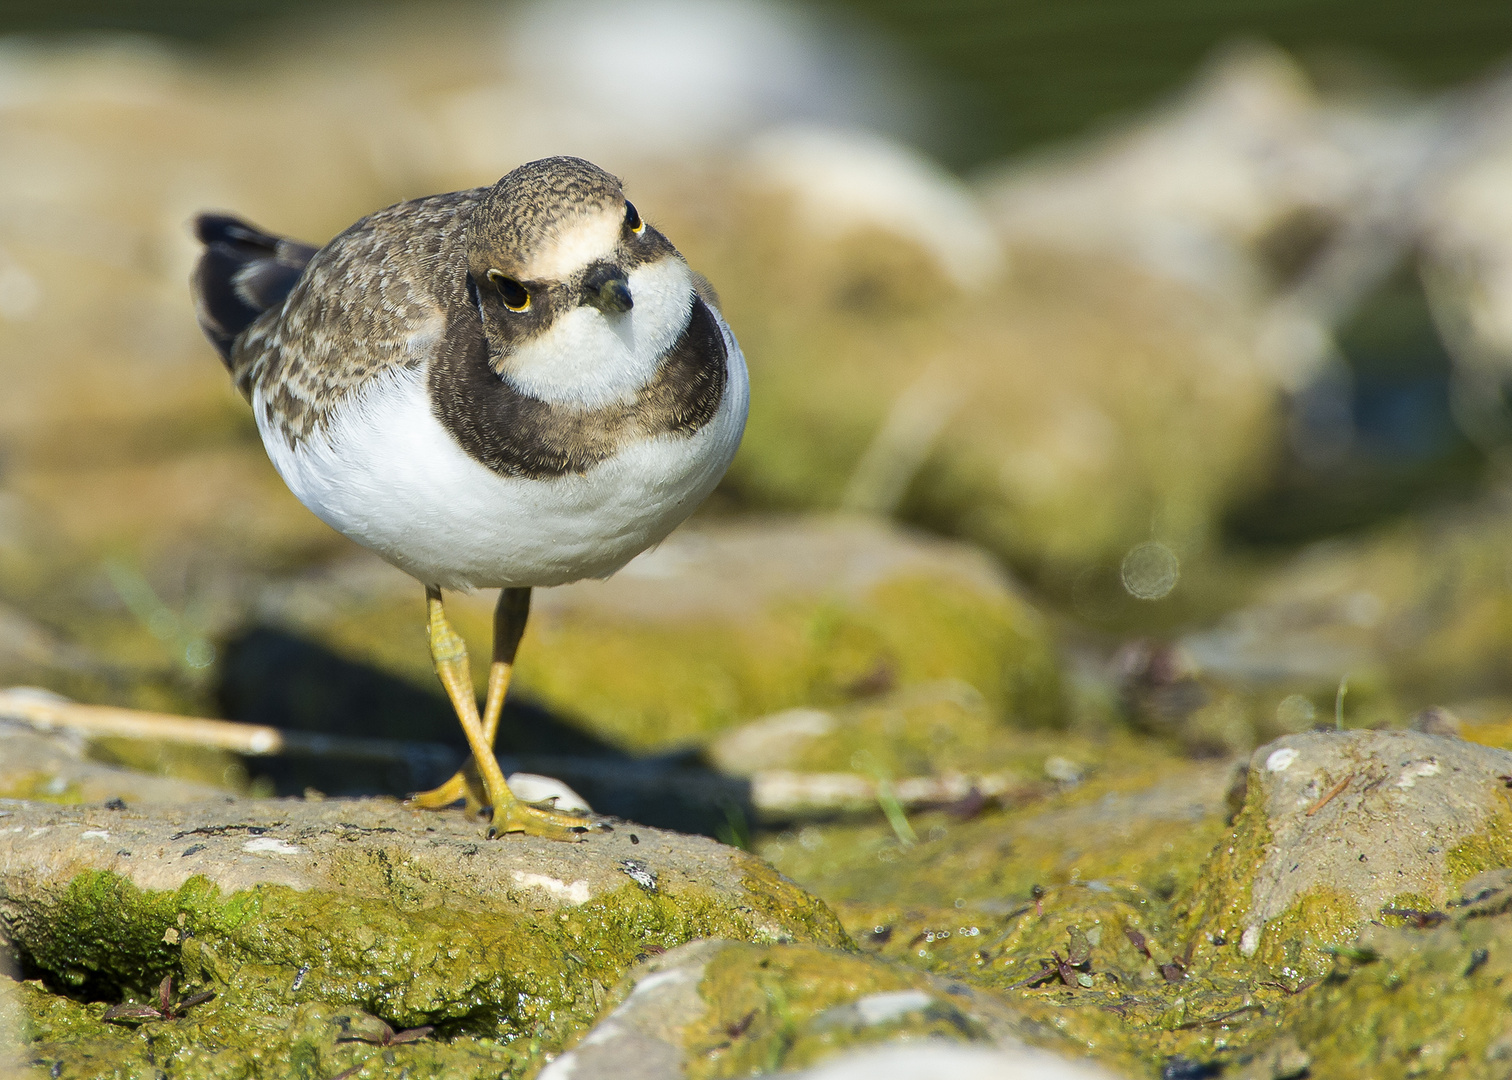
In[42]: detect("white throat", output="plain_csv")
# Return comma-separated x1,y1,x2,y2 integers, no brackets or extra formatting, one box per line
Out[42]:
502,255,695,408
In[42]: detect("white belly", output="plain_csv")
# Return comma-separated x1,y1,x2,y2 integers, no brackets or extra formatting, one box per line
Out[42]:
255,333,749,590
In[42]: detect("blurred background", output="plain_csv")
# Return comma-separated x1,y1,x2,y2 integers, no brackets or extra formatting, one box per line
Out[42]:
6,0,1512,832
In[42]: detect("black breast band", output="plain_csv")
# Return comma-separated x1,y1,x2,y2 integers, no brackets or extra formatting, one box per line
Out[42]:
429,295,728,479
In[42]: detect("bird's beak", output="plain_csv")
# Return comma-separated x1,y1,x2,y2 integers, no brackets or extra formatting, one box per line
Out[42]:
582,263,633,314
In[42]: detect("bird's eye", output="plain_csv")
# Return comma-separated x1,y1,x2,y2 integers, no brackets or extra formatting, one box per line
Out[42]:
625,201,644,234
486,269,530,311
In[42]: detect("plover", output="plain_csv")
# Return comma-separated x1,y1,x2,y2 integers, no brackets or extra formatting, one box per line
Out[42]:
192,157,749,839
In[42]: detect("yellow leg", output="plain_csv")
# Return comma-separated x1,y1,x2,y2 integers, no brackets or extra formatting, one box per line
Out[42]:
482,588,531,744
408,589,531,812
409,587,587,840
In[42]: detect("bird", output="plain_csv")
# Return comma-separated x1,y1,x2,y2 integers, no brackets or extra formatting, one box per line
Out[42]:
190,156,749,839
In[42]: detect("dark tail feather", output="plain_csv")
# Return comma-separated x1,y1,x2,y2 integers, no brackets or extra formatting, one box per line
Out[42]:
191,213,318,364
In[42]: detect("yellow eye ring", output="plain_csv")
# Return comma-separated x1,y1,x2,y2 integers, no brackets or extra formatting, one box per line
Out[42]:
486,269,531,311
625,201,644,235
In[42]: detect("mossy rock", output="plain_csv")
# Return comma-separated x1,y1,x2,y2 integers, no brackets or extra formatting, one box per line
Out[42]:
757,749,1306,1075
541,937,1092,1080
517,518,1063,751
1178,731,1512,983
271,518,1064,757
0,796,845,1078
1276,869,1512,1079
751,730,1512,1077
1176,490,1512,712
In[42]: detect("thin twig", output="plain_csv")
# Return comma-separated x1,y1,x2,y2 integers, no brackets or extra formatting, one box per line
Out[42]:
0,691,435,763
1306,775,1352,817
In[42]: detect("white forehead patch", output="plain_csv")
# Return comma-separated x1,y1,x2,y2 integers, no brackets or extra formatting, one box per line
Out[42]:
525,206,624,280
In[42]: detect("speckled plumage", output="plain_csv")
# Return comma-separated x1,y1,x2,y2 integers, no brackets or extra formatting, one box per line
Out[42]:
231,189,482,443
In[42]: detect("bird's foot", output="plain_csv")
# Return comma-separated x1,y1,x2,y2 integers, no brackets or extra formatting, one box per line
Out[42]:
487,796,594,842
405,769,485,813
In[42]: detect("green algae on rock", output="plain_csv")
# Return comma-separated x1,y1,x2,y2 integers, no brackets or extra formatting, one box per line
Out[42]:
0,797,846,1078
754,730,1512,1077
515,519,1064,752
1176,731,1512,984
543,938,1081,1080
275,519,1065,757
1176,489,1512,716
755,749,1306,1075
672,171,1280,601
1276,869,1512,1079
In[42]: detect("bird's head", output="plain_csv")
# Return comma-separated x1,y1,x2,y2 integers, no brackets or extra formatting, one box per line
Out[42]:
465,156,695,406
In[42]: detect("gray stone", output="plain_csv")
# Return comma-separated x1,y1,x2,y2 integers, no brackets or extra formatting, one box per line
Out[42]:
1186,730,1512,973
532,516,1019,625
0,796,833,929
538,940,726,1080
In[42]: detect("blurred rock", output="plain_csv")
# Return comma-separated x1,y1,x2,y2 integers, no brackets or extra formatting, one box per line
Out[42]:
743,125,1004,292
1419,72,1512,448
980,44,1357,319
0,36,400,572
544,938,1090,1080
1112,639,1332,759
694,167,1278,595
517,517,1062,750
704,681,1073,821
248,518,1061,756
453,0,925,170
1182,730,1512,980
0,720,230,803
0,604,107,689
977,43,1456,396
1410,705,1463,736
0,794,845,1077
1178,489,1512,714
779,1043,1128,1080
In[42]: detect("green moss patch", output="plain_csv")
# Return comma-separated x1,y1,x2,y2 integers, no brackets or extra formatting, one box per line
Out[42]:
752,753,1321,1076
685,943,990,1079
1283,905,1512,1078
1446,806,1512,890
518,574,1063,753
7,863,845,1079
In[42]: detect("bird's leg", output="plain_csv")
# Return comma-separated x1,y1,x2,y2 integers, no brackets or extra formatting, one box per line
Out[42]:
407,588,531,811
411,586,586,840
480,587,531,746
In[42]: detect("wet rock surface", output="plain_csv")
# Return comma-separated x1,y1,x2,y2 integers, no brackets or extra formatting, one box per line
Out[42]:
1268,868,1512,1077
0,796,845,1078
746,728,1512,1077
18,707,1511,1077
